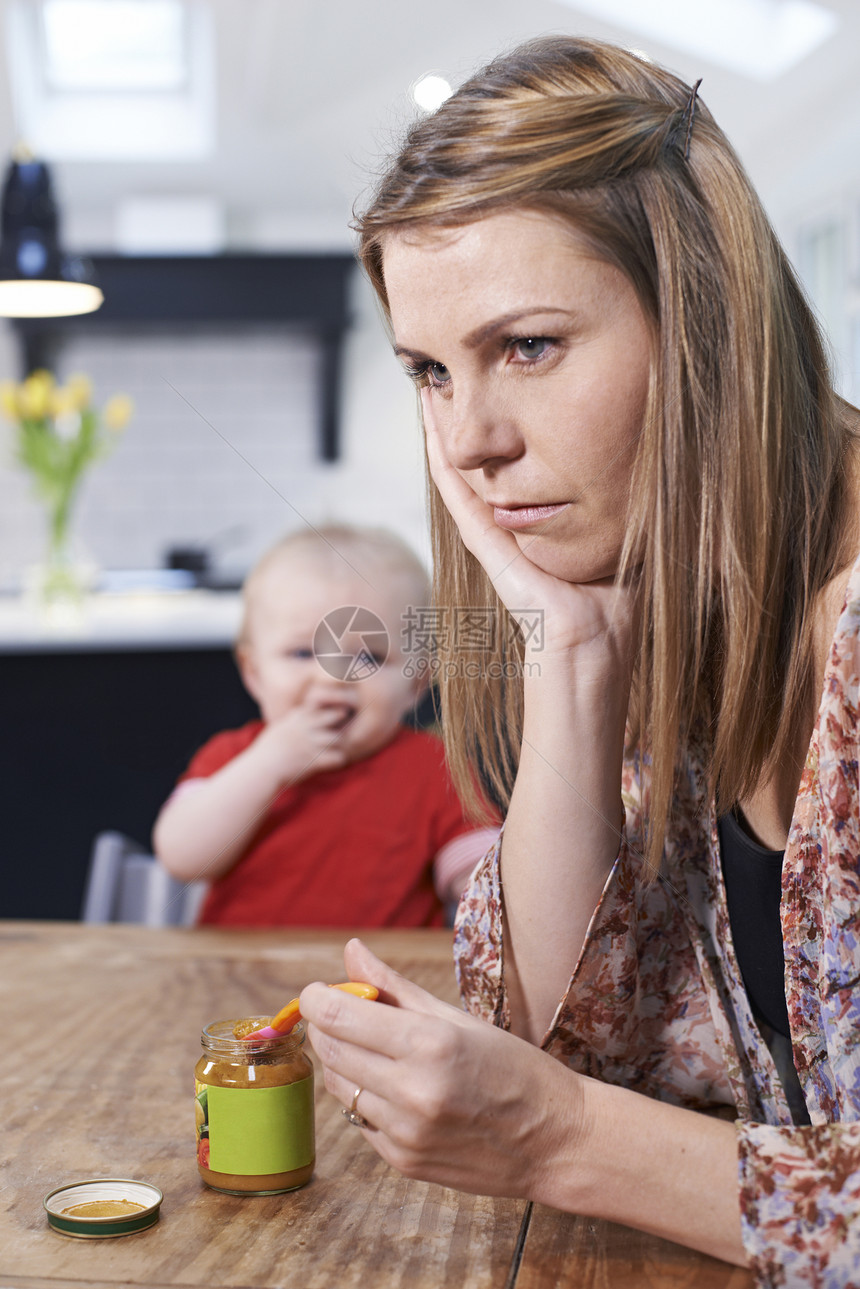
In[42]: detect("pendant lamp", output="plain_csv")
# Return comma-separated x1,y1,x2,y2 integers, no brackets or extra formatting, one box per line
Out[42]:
0,145,103,318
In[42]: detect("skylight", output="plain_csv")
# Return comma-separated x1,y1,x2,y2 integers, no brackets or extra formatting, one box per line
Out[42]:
41,0,186,92
5,0,214,160
557,0,839,81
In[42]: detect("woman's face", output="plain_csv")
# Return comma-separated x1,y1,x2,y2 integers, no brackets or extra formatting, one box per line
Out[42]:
383,208,653,584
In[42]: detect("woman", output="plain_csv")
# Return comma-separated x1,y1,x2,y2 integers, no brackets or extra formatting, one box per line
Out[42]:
300,36,860,1284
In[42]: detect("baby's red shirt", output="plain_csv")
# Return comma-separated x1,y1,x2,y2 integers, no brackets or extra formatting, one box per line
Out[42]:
181,722,477,928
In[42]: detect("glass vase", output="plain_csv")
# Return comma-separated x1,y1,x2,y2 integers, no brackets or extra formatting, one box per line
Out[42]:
27,495,96,617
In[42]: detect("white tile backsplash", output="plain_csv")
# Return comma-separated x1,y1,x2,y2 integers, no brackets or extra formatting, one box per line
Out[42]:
0,269,432,590
0,326,334,582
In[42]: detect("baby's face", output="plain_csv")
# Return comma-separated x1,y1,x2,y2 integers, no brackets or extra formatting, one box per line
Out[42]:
239,564,423,765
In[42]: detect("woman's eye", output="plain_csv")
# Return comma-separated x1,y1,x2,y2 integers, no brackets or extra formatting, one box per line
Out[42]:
427,362,451,387
512,337,551,361
401,360,451,390
286,648,314,660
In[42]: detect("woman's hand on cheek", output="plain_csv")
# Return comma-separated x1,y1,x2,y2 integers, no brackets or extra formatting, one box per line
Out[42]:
422,388,638,660
422,388,534,604
299,938,584,1199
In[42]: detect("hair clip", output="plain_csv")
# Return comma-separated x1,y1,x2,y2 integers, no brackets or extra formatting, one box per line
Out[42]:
681,78,703,160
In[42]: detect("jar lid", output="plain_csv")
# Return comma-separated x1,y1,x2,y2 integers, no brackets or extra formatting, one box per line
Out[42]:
44,1179,163,1239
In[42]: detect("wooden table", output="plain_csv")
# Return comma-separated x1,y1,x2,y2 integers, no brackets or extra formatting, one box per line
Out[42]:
0,922,753,1288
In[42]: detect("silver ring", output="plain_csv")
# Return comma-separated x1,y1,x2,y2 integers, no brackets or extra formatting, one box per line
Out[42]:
342,1085,369,1128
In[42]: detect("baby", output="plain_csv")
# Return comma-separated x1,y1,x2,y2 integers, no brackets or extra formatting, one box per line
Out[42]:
153,525,498,927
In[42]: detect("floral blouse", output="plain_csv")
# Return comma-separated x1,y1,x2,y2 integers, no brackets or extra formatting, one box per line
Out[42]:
454,552,860,1289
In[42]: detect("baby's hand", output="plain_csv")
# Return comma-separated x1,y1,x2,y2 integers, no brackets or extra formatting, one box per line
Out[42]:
255,697,351,788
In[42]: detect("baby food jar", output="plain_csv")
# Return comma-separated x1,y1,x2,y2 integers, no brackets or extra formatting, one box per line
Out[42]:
195,1018,315,1195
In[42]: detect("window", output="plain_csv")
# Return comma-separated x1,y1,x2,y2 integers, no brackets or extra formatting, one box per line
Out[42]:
5,0,214,160
41,0,187,93
798,216,851,398
556,0,839,81
849,314,860,409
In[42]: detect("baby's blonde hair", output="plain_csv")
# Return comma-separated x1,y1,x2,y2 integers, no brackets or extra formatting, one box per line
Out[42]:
237,524,431,651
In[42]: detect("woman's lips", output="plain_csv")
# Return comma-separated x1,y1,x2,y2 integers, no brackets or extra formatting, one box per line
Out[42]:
492,502,569,531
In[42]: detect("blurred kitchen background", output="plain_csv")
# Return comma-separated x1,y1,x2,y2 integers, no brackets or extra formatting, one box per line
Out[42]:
1,0,858,918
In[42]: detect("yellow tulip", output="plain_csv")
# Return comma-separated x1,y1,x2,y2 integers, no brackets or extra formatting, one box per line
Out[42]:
103,393,133,432
66,373,93,411
0,380,19,421
19,370,54,419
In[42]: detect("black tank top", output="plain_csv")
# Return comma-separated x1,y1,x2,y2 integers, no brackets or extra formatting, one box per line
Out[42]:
717,810,791,1038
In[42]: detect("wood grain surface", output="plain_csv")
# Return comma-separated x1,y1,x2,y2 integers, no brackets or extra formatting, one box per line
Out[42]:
0,922,522,1289
514,1204,755,1289
0,922,752,1289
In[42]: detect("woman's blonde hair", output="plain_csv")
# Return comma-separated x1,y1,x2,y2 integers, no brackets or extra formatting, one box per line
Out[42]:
355,37,858,872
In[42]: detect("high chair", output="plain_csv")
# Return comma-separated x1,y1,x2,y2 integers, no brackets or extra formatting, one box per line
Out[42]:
82,830,207,926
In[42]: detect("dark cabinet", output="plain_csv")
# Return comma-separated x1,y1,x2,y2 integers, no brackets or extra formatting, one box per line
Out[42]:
2,644,257,919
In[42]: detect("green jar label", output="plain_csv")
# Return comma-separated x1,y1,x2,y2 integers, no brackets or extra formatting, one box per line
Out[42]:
200,1077,314,1176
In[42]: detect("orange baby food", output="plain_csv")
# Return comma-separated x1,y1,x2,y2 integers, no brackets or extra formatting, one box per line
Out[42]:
232,1016,269,1039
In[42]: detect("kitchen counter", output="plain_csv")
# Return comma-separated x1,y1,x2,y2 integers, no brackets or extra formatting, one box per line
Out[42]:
0,587,243,653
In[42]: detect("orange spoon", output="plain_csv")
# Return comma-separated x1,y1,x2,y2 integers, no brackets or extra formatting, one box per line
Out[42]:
241,981,378,1040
